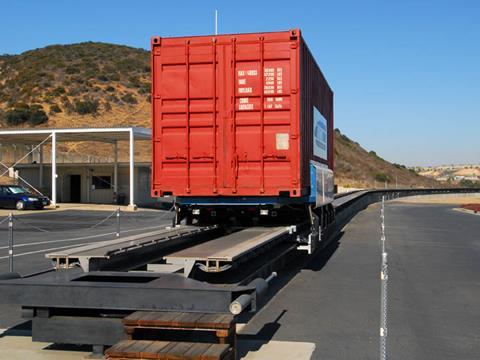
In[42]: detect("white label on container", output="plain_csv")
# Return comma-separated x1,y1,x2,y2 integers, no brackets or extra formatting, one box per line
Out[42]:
313,107,328,160
276,133,289,150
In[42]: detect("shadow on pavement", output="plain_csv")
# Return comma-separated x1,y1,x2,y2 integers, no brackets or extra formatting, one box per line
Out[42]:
0,320,31,338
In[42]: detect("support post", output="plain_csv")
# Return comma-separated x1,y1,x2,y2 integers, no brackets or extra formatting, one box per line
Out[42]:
39,144,44,190
128,130,136,210
8,213,13,272
51,132,57,207
113,140,118,200
116,207,120,238
28,145,34,163
380,196,388,360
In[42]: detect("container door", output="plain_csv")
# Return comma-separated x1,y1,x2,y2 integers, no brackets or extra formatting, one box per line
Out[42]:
153,41,219,195
153,32,299,197
223,37,298,196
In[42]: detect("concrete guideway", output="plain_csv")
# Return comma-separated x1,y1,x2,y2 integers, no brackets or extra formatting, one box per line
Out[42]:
47,225,218,272
165,227,293,276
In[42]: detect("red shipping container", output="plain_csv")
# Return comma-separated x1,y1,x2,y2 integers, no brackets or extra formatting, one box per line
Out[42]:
151,29,333,199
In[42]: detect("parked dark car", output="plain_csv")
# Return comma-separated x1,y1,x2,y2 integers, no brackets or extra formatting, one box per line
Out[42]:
0,185,50,210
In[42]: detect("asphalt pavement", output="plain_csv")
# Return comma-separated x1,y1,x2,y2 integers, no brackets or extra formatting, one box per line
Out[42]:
0,208,173,330
239,202,480,360
0,202,478,359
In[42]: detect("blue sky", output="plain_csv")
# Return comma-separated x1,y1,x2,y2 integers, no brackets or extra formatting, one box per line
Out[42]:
1,0,479,166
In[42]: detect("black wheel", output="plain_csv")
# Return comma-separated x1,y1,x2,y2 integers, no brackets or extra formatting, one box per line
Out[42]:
15,201,25,211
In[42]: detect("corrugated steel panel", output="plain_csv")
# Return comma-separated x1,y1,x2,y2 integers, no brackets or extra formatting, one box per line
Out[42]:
151,29,333,199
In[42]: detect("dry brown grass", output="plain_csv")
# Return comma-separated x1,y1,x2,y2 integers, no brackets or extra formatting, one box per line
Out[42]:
334,130,442,189
395,194,480,204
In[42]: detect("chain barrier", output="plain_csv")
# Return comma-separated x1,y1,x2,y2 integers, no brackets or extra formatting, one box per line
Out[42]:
1,205,175,271
12,215,51,233
117,205,175,222
380,196,388,360
8,213,13,272
1,205,175,236
84,209,119,230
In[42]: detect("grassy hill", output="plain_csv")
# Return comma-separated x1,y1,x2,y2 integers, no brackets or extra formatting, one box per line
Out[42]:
0,42,150,128
334,129,440,189
0,42,440,189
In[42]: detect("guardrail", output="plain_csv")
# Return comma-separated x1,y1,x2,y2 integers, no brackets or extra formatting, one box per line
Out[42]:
333,188,479,228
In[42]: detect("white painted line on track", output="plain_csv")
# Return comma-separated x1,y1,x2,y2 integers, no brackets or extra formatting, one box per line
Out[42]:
0,224,169,250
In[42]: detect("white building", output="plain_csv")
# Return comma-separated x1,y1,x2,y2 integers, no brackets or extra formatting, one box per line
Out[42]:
14,162,153,206
0,127,158,209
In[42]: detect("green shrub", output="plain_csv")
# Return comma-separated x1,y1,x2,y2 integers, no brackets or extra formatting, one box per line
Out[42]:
393,163,406,170
127,76,141,88
138,83,150,94
105,86,115,92
62,99,74,114
74,99,99,115
5,108,30,125
65,65,77,74
29,109,48,125
375,173,390,183
49,86,66,97
50,104,62,113
121,93,137,104
107,94,120,103
4,104,49,126
104,101,112,112
459,179,480,188
108,73,120,81
67,87,81,96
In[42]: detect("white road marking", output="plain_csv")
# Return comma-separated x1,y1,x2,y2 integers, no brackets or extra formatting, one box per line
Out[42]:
0,224,170,260
0,224,169,250
0,241,107,259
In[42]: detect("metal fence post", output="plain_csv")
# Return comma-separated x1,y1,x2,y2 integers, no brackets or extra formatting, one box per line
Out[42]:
8,213,13,272
116,207,120,238
380,196,388,360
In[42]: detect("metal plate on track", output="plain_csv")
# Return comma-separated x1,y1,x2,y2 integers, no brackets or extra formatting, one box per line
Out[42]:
165,227,289,263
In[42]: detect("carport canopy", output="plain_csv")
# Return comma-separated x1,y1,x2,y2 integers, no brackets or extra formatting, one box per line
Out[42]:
0,127,151,208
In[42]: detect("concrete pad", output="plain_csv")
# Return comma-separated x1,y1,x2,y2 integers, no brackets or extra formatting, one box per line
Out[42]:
238,340,316,360
55,203,156,212
0,336,89,359
452,207,480,216
0,207,58,217
0,203,161,217
394,193,480,204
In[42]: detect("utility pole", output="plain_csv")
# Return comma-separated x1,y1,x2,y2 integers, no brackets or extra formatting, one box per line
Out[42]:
214,9,218,35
